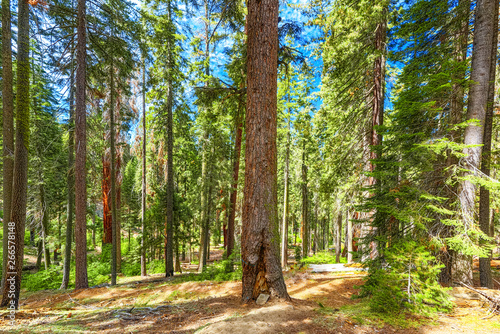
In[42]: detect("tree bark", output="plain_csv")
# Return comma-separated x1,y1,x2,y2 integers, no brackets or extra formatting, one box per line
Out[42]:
110,62,118,286
165,1,175,276
457,0,496,286
479,0,498,289
227,98,244,260
40,185,51,270
301,143,309,259
1,0,15,293
74,0,89,290
281,115,291,269
0,0,30,308
61,61,75,290
241,0,289,303
335,211,342,263
141,59,147,277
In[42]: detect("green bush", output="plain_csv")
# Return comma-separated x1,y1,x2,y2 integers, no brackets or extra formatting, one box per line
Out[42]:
360,240,452,315
23,266,64,291
148,259,165,274
301,250,345,264
294,245,302,262
122,261,141,276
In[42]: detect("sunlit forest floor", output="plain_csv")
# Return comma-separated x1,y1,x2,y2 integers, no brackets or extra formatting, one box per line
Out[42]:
1,250,500,333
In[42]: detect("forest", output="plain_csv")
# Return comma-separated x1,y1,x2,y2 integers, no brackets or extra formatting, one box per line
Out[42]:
1,0,500,333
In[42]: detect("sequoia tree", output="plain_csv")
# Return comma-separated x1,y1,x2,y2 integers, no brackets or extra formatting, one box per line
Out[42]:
241,0,289,302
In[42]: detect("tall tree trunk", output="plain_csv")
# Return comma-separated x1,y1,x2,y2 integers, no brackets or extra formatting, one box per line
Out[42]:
61,60,75,290
281,115,291,269
335,211,342,263
479,0,498,289
74,0,89,290
440,0,469,286
40,185,51,270
116,155,122,273
1,0,14,293
110,62,118,286
198,132,210,273
0,0,30,308
141,58,147,277
457,0,496,286
227,97,244,259
301,143,309,259
347,212,353,263
102,156,112,244
241,0,289,302
165,1,175,276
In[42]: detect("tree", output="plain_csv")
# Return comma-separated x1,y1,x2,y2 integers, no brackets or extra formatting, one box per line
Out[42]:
1,0,15,293
241,0,289,302
0,0,30,309
478,0,498,288
457,0,497,285
74,0,89,290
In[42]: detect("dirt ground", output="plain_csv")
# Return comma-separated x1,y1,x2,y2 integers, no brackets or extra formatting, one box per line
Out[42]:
1,254,499,333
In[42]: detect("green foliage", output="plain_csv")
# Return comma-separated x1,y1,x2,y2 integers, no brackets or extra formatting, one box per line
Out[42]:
359,241,452,315
23,266,63,291
121,262,141,277
301,250,345,264
294,245,302,262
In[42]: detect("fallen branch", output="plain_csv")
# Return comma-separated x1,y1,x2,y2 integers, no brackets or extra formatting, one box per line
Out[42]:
456,282,500,314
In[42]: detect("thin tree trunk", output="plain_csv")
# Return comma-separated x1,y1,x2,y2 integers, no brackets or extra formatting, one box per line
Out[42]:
347,212,353,263
1,0,15,293
0,0,30,308
141,58,147,277
40,185,51,270
301,143,309,259
110,61,118,286
241,0,289,302
335,211,342,263
479,0,498,289
74,0,89,290
457,0,496,286
281,115,290,269
61,58,75,290
227,97,244,259
198,133,210,273
165,1,175,276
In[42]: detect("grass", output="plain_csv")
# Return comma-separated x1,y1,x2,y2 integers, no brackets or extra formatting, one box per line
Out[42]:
301,250,347,265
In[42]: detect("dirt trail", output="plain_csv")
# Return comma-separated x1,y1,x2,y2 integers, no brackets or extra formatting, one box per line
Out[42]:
0,269,499,334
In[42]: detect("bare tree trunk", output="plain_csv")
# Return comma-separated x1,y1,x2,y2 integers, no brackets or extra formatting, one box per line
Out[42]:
347,212,353,263
227,98,244,259
335,211,342,263
61,59,75,290
40,185,51,270
241,0,289,303
198,132,210,273
457,0,496,286
74,0,89,290
1,0,15,293
479,0,498,289
141,58,147,277
281,116,291,269
301,143,309,259
0,0,30,308
165,2,175,275
110,62,118,286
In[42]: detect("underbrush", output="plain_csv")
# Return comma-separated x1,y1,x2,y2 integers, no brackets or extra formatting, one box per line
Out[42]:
301,250,347,265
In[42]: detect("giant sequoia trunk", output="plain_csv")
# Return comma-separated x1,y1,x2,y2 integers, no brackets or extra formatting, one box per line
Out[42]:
74,0,89,290
457,0,496,286
0,0,30,308
241,0,289,303
1,0,15,293
478,0,498,289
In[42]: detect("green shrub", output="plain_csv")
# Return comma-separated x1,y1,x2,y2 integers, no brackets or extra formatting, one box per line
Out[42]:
148,259,165,274
301,250,345,264
122,261,141,276
360,240,452,315
294,245,302,262
23,266,63,291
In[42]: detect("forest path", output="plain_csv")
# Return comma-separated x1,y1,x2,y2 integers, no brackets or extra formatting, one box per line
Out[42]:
1,267,499,333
